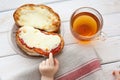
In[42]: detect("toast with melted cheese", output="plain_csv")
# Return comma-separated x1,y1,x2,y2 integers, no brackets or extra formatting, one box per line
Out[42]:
13,4,64,57
13,4,61,32
16,26,64,57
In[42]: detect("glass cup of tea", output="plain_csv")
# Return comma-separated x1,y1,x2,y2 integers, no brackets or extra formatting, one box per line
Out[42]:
70,7,104,41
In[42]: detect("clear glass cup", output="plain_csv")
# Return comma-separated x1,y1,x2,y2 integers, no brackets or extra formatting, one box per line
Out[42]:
70,7,104,42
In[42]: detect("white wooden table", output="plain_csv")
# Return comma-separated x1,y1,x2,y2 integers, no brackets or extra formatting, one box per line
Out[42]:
0,0,120,80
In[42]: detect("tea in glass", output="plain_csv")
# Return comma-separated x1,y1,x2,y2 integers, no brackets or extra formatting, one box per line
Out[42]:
70,7,103,41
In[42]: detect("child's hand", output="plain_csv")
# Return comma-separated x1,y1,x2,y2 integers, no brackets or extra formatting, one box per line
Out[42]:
39,53,59,80
113,70,120,80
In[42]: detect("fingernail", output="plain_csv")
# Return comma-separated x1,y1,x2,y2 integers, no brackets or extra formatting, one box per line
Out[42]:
50,52,53,56
113,71,115,75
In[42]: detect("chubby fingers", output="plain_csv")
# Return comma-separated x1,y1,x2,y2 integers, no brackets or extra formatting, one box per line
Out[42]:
54,58,59,68
39,61,46,70
48,53,54,66
39,53,54,68
113,70,120,80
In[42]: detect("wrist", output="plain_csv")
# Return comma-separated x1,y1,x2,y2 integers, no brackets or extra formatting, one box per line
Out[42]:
41,75,54,80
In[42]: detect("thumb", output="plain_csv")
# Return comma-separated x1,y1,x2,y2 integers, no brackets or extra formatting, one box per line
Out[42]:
113,70,120,79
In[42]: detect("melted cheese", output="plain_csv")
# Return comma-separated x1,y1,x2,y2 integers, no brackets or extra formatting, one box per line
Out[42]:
19,26,61,52
18,7,58,32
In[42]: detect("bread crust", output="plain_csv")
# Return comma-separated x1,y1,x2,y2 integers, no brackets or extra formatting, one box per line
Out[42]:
13,4,61,32
16,29,64,57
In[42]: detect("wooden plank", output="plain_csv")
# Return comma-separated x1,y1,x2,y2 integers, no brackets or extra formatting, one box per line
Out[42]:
0,0,60,11
61,22,77,45
92,36,120,64
0,32,16,57
0,10,15,32
103,13,120,37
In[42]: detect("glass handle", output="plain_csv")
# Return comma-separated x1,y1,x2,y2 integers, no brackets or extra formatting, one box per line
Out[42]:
94,31,107,41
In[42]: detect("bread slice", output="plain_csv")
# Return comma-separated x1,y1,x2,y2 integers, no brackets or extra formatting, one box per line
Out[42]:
16,26,64,57
13,4,61,32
